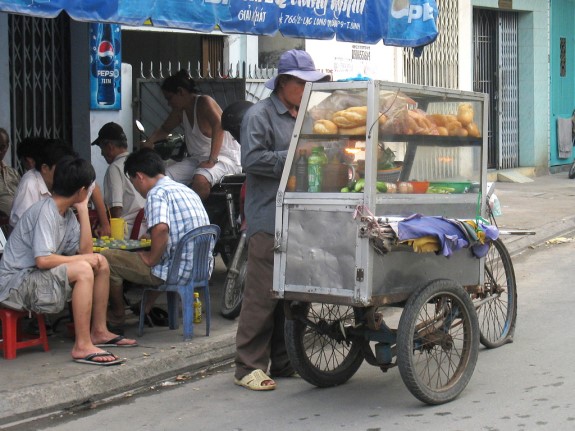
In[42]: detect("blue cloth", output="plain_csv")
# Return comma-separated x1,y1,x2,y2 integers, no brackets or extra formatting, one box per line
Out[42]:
145,176,209,281
398,214,500,258
398,214,470,257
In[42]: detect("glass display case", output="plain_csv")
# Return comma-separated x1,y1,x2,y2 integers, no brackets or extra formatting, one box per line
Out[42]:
273,81,488,306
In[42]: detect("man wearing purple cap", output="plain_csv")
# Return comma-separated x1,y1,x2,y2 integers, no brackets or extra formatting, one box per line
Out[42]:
234,50,330,391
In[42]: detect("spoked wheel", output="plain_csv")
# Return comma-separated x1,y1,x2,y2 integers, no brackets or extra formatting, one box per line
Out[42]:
397,279,479,405
569,160,575,179
284,302,364,387
220,246,247,319
476,238,517,348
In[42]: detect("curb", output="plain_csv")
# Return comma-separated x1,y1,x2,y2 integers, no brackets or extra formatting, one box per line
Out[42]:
501,215,575,258
0,333,237,426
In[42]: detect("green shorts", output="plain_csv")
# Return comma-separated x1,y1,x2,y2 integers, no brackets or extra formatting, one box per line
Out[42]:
6,265,71,314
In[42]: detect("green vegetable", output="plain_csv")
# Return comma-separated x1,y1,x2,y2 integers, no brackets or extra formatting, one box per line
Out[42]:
354,178,365,192
340,187,350,193
376,181,387,192
427,186,456,194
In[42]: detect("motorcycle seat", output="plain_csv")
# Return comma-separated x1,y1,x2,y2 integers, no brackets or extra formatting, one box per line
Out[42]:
218,173,246,185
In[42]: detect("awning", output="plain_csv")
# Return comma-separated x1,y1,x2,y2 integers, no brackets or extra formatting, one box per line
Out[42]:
0,0,438,48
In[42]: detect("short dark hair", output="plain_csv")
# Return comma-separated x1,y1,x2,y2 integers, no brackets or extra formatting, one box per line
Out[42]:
17,136,45,161
124,148,165,178
34,140,76,171
52,156,96,197
161,69,199,94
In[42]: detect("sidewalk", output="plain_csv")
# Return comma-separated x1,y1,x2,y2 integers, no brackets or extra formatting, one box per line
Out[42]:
1,173,575,426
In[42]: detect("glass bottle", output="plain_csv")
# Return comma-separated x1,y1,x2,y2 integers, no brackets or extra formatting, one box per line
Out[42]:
295,149,309,192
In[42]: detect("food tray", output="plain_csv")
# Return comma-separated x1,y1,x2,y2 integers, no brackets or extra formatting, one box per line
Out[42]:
427,181,472,194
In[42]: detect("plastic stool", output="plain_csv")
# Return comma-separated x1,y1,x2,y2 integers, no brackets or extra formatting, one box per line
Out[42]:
0,308,50,359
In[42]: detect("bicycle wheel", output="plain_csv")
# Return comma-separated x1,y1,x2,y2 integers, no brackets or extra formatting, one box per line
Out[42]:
397,279,479,405
477,238,517,348
284,302,364,387
220,246,247,319
569,160,575,179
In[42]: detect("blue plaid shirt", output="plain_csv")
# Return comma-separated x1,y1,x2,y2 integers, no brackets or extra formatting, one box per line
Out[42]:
145,176,210,281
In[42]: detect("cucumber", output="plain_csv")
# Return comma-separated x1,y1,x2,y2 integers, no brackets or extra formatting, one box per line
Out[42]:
354,178,365,192
376,181,387,192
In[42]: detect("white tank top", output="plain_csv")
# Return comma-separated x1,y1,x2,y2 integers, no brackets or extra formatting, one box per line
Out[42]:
182,96,241,165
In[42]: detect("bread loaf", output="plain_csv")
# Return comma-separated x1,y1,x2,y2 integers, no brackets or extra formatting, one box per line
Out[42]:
339,125,367,136
332,106,368,128
313,119,338,134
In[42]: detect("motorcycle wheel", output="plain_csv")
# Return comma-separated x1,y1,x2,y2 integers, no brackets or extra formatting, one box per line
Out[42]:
569,160,575,179
220,246,247,319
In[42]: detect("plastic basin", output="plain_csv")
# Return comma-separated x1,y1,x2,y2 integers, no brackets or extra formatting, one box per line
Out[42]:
427,181,472,194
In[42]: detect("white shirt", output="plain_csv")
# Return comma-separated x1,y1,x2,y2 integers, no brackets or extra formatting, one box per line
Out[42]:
103,152,147,237
9,169,50,228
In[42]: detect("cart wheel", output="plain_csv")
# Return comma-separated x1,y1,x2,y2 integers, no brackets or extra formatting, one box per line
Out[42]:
476,238,517,348
284,302,364,387
397,279,479,405
220,246,247,319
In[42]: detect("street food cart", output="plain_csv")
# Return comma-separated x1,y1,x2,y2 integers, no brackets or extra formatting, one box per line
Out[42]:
272,80,517,405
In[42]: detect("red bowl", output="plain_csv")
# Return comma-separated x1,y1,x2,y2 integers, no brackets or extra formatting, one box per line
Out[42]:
409,181,429,194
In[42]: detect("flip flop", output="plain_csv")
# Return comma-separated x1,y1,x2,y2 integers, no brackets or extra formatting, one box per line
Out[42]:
149,307,169,327
234,369,276,391
73,352,125,366
129,304,168,327
95,335,138,348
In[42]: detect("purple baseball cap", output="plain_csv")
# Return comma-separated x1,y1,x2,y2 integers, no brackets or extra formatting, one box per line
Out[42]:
265,49,330,90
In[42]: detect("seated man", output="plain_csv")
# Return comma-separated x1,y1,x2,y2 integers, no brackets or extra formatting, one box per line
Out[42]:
9,139,111,237
101,148,210,329
10,139,73,227
0,156,137,366
0,128,21,219
92,122,147,238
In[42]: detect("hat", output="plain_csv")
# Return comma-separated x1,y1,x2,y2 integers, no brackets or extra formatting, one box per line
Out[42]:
91,122,126,146
264,50,330,90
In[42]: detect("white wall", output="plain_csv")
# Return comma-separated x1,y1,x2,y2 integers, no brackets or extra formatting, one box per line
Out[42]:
306,39,401,82
89,63,134,191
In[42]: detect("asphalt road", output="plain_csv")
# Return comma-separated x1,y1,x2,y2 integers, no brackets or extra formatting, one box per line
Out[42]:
14,238,575,431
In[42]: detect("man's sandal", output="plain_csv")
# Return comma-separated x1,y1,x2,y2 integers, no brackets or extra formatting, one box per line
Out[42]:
234,369,276,391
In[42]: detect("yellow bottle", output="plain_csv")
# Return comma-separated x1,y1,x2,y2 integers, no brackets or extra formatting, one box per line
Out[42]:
193,292,202,323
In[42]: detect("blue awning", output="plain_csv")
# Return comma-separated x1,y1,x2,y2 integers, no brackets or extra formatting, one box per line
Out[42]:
0,0,438,48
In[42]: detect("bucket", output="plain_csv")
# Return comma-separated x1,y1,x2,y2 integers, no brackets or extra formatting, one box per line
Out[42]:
110,218,127,240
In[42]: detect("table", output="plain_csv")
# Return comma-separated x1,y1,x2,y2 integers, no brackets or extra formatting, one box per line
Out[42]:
93,237,152,252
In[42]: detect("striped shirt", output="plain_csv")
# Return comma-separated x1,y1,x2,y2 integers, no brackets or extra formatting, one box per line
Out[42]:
145,176,210,281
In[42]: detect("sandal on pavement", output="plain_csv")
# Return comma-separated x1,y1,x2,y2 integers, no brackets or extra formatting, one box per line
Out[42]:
234,369,276,391
73,352,125,366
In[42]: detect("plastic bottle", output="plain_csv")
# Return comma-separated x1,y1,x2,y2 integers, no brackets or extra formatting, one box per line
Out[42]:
308,147,325,192
295,149,308,192
307,147,321,192
193,292,202,323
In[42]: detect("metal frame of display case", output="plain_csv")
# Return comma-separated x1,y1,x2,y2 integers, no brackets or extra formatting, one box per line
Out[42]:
273,80,489,307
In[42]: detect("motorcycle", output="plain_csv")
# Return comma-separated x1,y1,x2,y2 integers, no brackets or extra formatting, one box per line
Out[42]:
217,100,254,319
135,120,246,313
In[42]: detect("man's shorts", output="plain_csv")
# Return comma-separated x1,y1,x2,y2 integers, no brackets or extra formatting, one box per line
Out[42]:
166,156,241,185
5,265,71,314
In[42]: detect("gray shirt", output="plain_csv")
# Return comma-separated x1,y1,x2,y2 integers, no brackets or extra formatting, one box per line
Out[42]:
0,198,79,302
240,93,293,238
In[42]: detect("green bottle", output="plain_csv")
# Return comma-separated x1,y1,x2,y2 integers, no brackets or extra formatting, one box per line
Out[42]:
308,146,327,192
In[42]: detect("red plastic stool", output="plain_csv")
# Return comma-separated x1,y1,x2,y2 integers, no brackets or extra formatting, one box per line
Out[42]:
0,308,50,359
